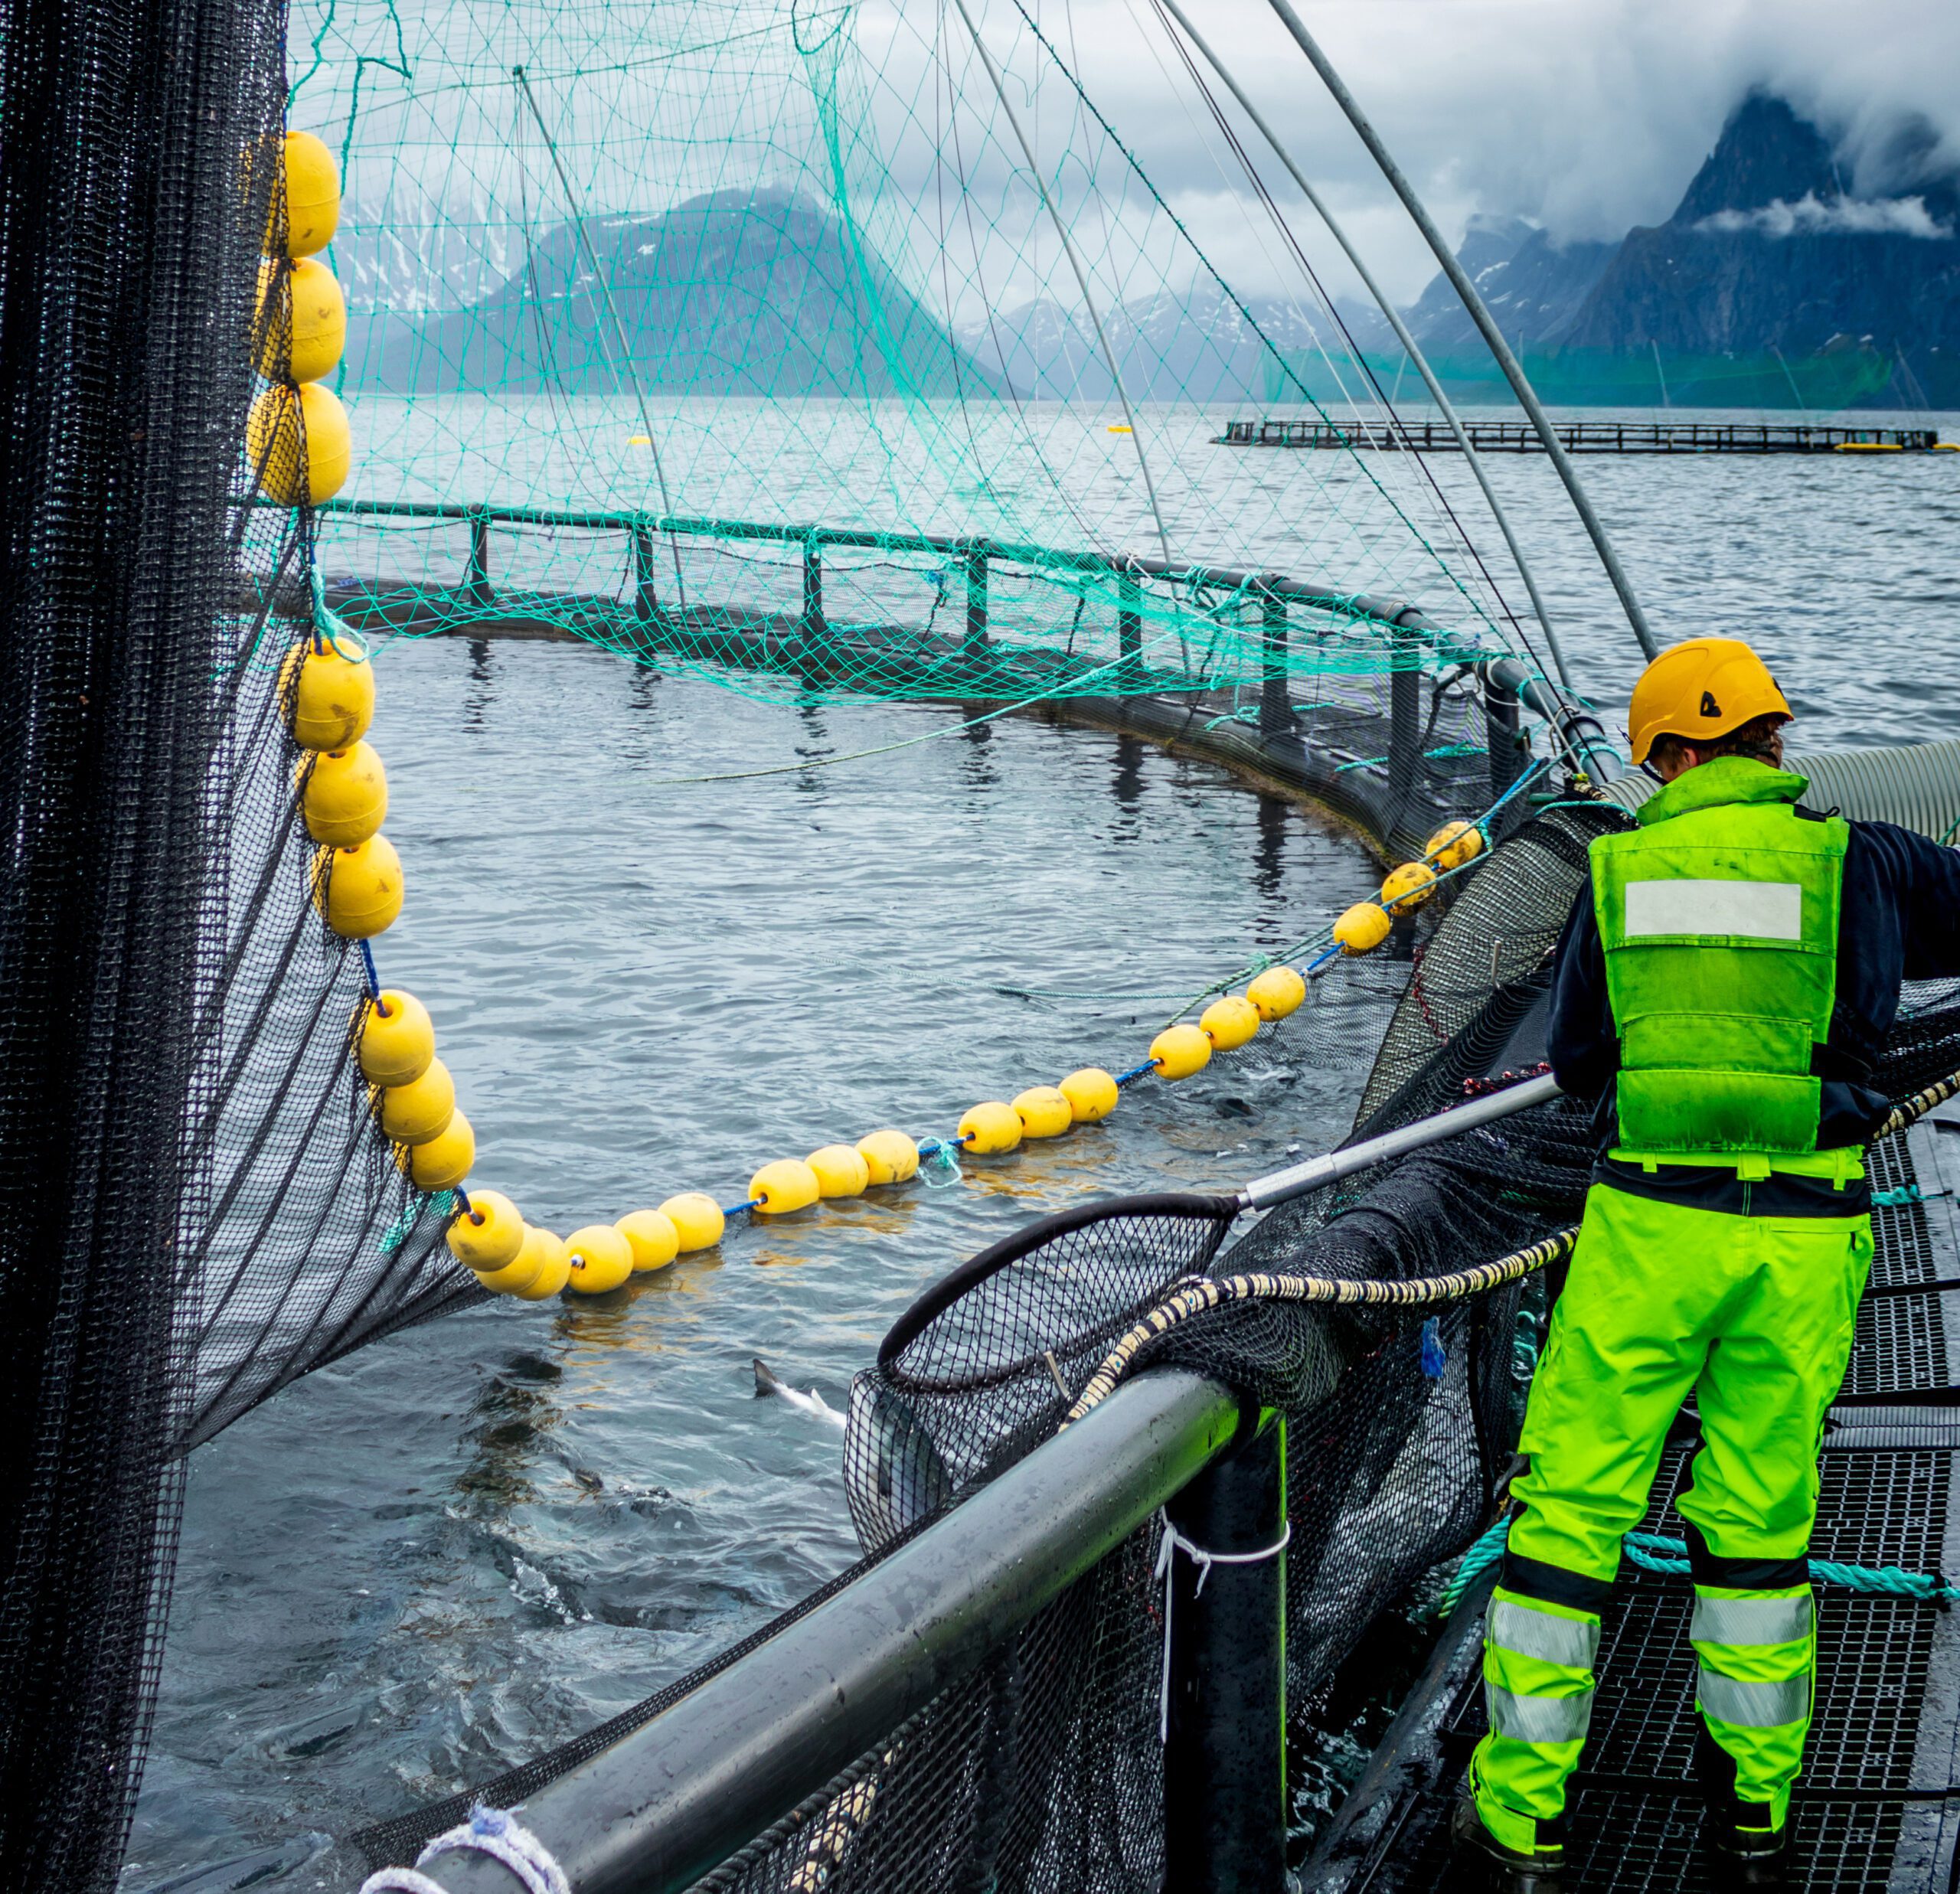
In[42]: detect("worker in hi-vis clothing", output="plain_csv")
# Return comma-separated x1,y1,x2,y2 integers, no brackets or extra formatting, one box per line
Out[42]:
1452,637,1960,1892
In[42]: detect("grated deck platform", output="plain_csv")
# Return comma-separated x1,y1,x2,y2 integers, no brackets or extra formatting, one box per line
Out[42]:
1302,1118,1960,1892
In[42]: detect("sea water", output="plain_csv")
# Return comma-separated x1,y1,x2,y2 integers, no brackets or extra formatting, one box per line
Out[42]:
126,402,1960,1886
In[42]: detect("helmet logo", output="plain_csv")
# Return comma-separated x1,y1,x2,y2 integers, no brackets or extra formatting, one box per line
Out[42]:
1700,691,1720,717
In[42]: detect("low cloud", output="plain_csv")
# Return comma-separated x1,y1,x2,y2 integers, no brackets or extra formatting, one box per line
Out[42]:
1694,192,1952,237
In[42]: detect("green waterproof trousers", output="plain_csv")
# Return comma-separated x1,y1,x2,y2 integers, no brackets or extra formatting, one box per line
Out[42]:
1471,1180,1872,1856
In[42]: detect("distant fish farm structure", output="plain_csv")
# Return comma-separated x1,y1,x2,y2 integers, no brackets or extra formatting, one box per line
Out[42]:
1217,418,1953,455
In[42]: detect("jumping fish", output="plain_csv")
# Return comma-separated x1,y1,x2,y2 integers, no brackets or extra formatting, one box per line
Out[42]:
753,1357,847,1433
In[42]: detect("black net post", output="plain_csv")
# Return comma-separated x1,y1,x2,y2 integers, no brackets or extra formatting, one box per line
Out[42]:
1388,616,1421,802
1485,661,1525,804
1118,563,1142,691
1259,586,1292,736
633,523,658,624
466,506,493,608
964,541,988,656
1162,1407,1288,1893
799,537,826,655
0,0,282,1877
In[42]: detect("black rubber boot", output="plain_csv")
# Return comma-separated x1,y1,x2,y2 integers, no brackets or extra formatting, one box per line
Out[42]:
1705,1816,1789,1889
1449,1781,1566,1893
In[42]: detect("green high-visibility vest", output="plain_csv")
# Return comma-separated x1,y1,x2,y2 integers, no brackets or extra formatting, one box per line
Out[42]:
1590,757,1847,1158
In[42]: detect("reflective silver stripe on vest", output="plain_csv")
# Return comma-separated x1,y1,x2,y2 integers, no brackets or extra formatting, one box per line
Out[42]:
1486,1680,1593,1745
1490,1600,1600,1670
1623,879,1802,940
1691,1594,1813,1649
1697,1667,1810,1729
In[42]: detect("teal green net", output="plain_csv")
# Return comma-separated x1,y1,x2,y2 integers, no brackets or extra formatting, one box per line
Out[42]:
286,0,1544,711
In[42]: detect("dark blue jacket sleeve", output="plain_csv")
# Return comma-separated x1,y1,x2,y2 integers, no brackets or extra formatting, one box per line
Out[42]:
1546,876,1618,1102
1855,821,1960,983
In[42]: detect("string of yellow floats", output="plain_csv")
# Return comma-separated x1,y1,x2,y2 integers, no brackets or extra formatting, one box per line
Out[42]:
255,127,1502,1313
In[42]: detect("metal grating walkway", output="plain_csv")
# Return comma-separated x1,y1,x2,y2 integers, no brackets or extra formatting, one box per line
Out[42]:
1303,1121,1960,1892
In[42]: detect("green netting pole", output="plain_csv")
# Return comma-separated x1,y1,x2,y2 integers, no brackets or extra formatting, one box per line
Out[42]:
1259,0,1658,661
964,544,988,658
949,0,1173,562
1155,0,1574,692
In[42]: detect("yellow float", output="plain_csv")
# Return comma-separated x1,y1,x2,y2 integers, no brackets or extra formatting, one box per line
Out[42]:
247,380,351,506
1059,1067,1119,1123
660,1192,726,1251
1012,1086,1073,1138
807,1144,871,1198
1150,1022,1213,1079
301,740,387,847
1199,994,1260,1051
508,1226,571,1301
357,988,433,1087
857,1128,920,1185
446,1187,524,1272
1246,965,1307,1021
276,129,341,259
1425,819,1484,870
1333,901,1391,955
378,1055,453,1145
406,1109,473,1192
958,1100,1023,1154
750,1158,820,1215
320,834,402,939
286,642,374,749
258,255,347,384
564,1224,634,1295
616,1209,681,1272
474,1242,547,1298
1380,861,1437,911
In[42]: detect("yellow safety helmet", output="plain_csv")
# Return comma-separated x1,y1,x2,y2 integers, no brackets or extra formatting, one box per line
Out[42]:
1625,636,1792,766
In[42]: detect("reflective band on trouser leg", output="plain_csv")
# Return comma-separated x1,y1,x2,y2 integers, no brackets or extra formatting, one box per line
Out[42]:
1472,1589,1598,1855
1691,1585,1815,1831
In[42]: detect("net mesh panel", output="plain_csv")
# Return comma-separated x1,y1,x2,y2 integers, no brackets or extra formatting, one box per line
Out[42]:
279,0,1560,730
0,0,286,1879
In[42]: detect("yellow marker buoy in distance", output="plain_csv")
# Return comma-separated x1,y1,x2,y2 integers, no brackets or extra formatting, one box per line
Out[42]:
1424,819,1484,871
509,1226,571,1301
286,642,374,750
750,1158,821,1215
301,740,387,847
1380,861,1436,911
1012,1086,1073,1139
959,1101,1023,1154
379,1055,454,1145
1246,965,1307,1021
447,1187,524,1272
247,380,352,506
1200,994,1260,1051
857,1128,920,1185
564,1224,634,1295
407,1109,474,1193
660,1192,726,1252
279,129,341,259
358,988,433,1087
616,1208,681,1273
1059,1068,1119,1123
320,834,403,939
1333,900,1392,955
806,1145,871,1199
1149,1022,1213,1080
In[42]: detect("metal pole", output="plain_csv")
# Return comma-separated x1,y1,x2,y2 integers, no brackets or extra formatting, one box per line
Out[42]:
948,0,1174,563
1484,662,1524,804
1257,0,1658,661
632,524,657,625
1259,586,1292,736
800,540,825,656
1387,616,1420,802
466,508,492,610
513,65,686,608
397,1370,1241,1894
1154,0,1575,691
964,543,988,658
1476,655,1623,784
1163,1409,1287,1892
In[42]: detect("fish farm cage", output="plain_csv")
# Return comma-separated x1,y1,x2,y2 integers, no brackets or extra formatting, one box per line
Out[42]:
5,0,1960,1891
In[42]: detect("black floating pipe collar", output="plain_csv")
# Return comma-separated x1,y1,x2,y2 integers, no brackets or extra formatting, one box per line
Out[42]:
1477,656,1625,785
404,1370,1241,1894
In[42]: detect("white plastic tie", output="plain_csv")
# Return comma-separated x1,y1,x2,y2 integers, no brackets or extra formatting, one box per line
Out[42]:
1152,1511,1292,1742
358,1803,571,1894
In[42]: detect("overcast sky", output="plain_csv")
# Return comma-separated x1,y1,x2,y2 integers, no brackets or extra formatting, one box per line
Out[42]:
948,0,1960,299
